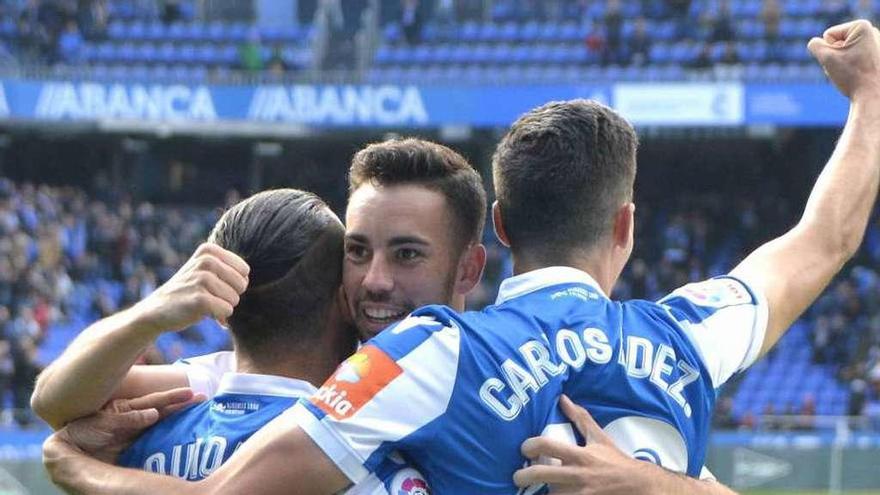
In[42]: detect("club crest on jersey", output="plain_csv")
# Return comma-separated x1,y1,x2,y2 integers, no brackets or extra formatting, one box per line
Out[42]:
312,345,402,420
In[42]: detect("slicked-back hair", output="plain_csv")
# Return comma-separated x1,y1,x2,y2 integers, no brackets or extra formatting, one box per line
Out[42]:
348,138,487,251
492,99,638,260
208,189,344,355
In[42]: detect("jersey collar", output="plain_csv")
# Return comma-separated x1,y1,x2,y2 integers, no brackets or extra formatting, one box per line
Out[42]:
495,266,607,304
216,372,317,398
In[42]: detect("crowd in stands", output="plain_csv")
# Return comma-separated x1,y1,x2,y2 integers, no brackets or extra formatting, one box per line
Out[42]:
0,0,876,81
0,172,878,430
0,178,223,426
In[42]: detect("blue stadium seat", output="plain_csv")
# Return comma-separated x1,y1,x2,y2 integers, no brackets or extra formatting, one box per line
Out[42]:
219,44,238,65
653,20,677,41
150,64,171,80
177,43,197,64
383,22,402,43
498,22,519,42
743,18,765,39
145,22,166,41
156,42,176,64
460,21,480,42
184,22,207,42
519,21,541,42
432,44,453,64
650,42,672,64
95,42,117,63
478,22,501,42
167,22,187,42
206,21,228,42
411,44,432,64
192,44,214,65
448,44,471,64
107,21,126,40
116,42,136,63
538,23,561,42
129,64,151,81
374,45,393,65
228,22,250,43
128,20,146,41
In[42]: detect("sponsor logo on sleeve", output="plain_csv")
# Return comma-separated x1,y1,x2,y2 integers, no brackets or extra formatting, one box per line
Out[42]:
311,345,402,420
678,278,752,308
389,468,431,495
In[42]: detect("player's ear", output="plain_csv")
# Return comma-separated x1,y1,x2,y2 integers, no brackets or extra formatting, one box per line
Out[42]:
492,202,511,248
454,243,486,295
612,202,635,254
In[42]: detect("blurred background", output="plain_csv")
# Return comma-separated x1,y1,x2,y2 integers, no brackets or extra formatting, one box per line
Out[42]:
0,0,877,493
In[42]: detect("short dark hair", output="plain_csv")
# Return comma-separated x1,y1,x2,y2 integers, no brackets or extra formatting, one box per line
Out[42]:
208,189,344,355
492,100,638,260
349,138,487,250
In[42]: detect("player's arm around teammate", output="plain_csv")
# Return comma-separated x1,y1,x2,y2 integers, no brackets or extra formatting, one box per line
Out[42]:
730,19,880,356
514,397,738,495
31,242,249,429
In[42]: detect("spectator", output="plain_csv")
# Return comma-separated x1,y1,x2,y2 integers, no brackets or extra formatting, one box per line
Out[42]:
0,307,10,420
266,45,288,77
238,29,264,73
762,0,784,63
719,41,741,65
627,16,651,66
603,0,624,65
712,397,738,429
401,0,423,45
584,19,605,61
8,305,40,426
711,0,736,42
821,0,852,27
160,0,183,24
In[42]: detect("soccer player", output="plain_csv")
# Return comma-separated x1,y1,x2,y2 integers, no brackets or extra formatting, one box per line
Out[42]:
109,188,427,493
42,19,880,495
30,138,488,428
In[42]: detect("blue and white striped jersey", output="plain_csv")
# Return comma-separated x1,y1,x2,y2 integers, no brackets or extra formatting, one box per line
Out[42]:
292,267,767,493
118,372,429,494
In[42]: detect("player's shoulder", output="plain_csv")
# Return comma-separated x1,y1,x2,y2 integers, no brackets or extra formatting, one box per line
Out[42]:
375,305,460,342
625,276,761,322
660,276,760,309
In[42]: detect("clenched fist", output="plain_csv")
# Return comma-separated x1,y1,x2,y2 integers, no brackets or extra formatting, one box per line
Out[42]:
130,242,250,336
809,19,880,101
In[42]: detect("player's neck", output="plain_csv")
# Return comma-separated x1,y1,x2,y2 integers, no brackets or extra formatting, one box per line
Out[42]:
512,252,615,296
234,339,353,388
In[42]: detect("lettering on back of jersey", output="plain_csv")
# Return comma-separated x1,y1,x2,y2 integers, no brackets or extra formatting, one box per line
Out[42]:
479,327,700,421
313,345,402,420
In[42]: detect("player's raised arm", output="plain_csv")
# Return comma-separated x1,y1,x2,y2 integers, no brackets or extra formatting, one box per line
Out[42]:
31,242,249,429
730,20,880,357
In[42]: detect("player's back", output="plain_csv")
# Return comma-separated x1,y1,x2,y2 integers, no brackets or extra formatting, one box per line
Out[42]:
118,372,309,479
297,267,767,493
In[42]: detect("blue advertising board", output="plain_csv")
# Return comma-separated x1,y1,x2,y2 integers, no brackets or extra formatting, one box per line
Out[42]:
0,78,852,129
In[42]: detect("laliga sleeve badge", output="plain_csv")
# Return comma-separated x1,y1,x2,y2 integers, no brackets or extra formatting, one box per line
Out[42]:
390,467,431,495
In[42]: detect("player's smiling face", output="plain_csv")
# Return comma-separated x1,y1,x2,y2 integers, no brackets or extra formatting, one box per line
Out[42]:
343,183,460,340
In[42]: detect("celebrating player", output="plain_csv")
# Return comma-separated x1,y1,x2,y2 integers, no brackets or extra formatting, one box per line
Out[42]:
42,19,880,493
30,137,488,428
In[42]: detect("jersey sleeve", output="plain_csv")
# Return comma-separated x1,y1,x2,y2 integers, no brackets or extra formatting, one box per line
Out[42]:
290,314,461,484
659,275,768,388
172,350,236,398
